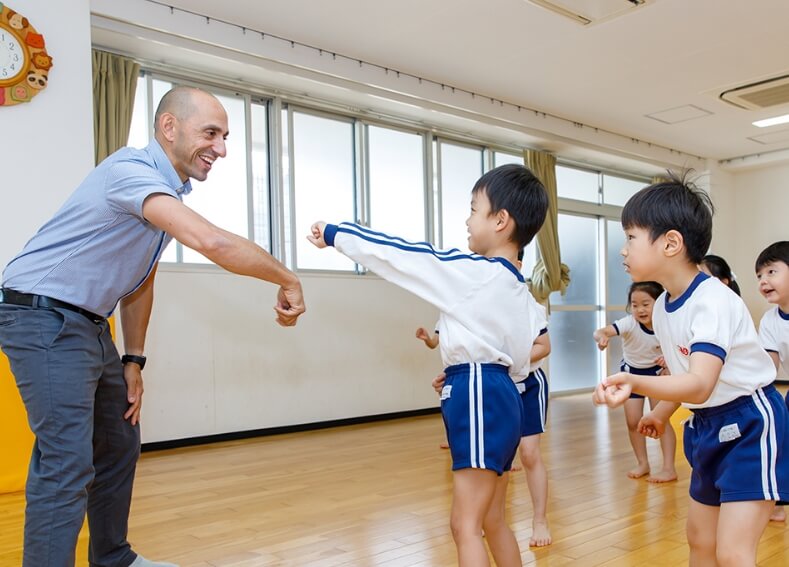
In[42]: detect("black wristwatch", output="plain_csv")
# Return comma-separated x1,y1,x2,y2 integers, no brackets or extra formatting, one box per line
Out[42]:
121,354,147,370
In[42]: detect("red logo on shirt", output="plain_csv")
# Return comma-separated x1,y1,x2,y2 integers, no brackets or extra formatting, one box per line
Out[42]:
677,345,689,356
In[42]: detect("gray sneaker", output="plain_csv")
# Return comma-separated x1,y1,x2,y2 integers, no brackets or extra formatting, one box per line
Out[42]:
129,556,179,567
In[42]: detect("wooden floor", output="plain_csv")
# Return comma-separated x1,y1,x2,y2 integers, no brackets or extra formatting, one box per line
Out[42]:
1,393,788,566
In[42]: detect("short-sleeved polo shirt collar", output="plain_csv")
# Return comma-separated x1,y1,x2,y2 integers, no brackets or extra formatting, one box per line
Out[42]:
147,138,193,196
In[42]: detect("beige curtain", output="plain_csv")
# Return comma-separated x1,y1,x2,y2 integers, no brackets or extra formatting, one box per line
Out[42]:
651,174,671,184
524,149,570,305
92,50,140,164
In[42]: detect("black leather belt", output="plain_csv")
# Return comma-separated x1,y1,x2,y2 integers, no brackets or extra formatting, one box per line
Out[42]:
0,288,106,324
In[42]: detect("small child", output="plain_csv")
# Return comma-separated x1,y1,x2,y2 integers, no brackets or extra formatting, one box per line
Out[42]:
593,281,677,483
512,304,553,547
593,175,789,566
755,241,789,522
700,254,741,296
415,326,449,449
308,164,549,567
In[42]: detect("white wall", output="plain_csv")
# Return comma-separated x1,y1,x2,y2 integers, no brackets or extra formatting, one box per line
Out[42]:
0,0,94,267
140,270,442,443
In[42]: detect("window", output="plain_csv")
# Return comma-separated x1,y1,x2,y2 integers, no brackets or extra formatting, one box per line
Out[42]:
126,74,270,265
493,151,523,168
556,165,599,203
603,174,645,207
367,125,425,242
436,140,483,251
289,110,355,271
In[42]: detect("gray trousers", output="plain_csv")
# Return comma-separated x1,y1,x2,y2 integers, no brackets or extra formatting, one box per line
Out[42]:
0,304,140,567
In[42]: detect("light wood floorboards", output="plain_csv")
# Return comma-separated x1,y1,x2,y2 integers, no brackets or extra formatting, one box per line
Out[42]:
1,393,787,566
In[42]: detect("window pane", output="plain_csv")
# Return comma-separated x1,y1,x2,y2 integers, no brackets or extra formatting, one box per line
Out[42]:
292,112,355,271
551,214,598,305
604,309,627,376
251,102,270,251
607,219,630,306
494,152,522,168
603,175,645,207
556,165,599,203
368,125,425,241
127,75,148,149
439,142,483,251
548,310,600,391
182,93,249,264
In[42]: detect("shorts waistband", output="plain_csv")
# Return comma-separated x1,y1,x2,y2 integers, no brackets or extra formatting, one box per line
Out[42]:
621,362,663,375
0,288,106,324
690,383,777,419
444,362,509,378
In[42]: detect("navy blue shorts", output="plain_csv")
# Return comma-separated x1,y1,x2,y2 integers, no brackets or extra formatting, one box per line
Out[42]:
440,363,521,475
683,384,789,505
516,368,548,437
620,362,662,399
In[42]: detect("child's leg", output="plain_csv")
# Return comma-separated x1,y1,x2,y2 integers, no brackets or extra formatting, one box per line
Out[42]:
623,397,649,478
482,473,522,567
647,397,677,483
686,499,719,567
518,434,551,547
716,500,773,567
451,468,500,567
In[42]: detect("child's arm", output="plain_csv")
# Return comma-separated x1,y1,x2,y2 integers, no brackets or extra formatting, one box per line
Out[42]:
416,327,439,349
592,325,617,350
766,351,781,372
638,401,681,439
308,221,496,313
531,330,550,363
593,351,722,408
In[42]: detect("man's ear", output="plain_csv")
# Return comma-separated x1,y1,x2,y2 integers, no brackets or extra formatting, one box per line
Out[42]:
663,229,684,258
157,113,177,143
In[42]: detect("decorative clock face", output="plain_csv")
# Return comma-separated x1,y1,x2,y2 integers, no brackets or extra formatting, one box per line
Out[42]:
0,27,27,86
0,4,53,106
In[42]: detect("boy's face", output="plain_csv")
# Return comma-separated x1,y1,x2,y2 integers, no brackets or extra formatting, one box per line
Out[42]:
466,189,499,255
756,261,789,306
621,226,663,282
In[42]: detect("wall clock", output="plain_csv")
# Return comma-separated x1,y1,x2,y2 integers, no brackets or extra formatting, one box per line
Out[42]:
0,3,53,106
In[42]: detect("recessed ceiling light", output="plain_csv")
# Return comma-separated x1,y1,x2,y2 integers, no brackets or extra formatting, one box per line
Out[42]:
753,114,789,128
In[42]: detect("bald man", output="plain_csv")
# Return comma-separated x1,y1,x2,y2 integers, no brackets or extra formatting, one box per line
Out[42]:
0,87,305,567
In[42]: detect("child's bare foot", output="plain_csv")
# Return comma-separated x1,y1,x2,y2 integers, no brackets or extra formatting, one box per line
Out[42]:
439,441,449,449
647,468,677,483
529,519,552,547
770,505,786,522
627,462,650,479
511,462,523,472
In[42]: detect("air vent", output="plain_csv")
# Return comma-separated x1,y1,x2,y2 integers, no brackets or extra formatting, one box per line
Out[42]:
525,0,648,26
720,75,789,110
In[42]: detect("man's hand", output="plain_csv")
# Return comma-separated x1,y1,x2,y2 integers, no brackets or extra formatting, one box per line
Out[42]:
274,281,306,326
307,222,328,248
123,363,144,426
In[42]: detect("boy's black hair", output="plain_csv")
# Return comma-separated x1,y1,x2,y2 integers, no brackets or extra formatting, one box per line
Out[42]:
621,171,713,264
755,241,789,271
472,164,549,249
626,281,663,313
701,254,741,296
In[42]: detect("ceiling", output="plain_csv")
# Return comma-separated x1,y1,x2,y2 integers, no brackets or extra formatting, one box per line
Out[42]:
95,0,789,163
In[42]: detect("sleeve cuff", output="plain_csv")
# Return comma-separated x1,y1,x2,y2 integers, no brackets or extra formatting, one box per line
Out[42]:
690,342,727,362
612,322,620,335
324,224,339,247
539,327,548,336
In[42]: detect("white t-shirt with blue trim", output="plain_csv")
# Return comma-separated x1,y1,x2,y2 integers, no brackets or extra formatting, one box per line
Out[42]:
612,314,662,368
759,306,789,369
325,222,541,380
652,272,776,409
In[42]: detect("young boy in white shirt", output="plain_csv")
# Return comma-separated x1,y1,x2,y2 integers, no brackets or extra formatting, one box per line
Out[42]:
755,240,789,522
308,164,548,567
593,176,789,567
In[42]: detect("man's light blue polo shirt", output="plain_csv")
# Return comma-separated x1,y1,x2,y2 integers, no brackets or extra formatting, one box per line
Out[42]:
2,139,191,317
